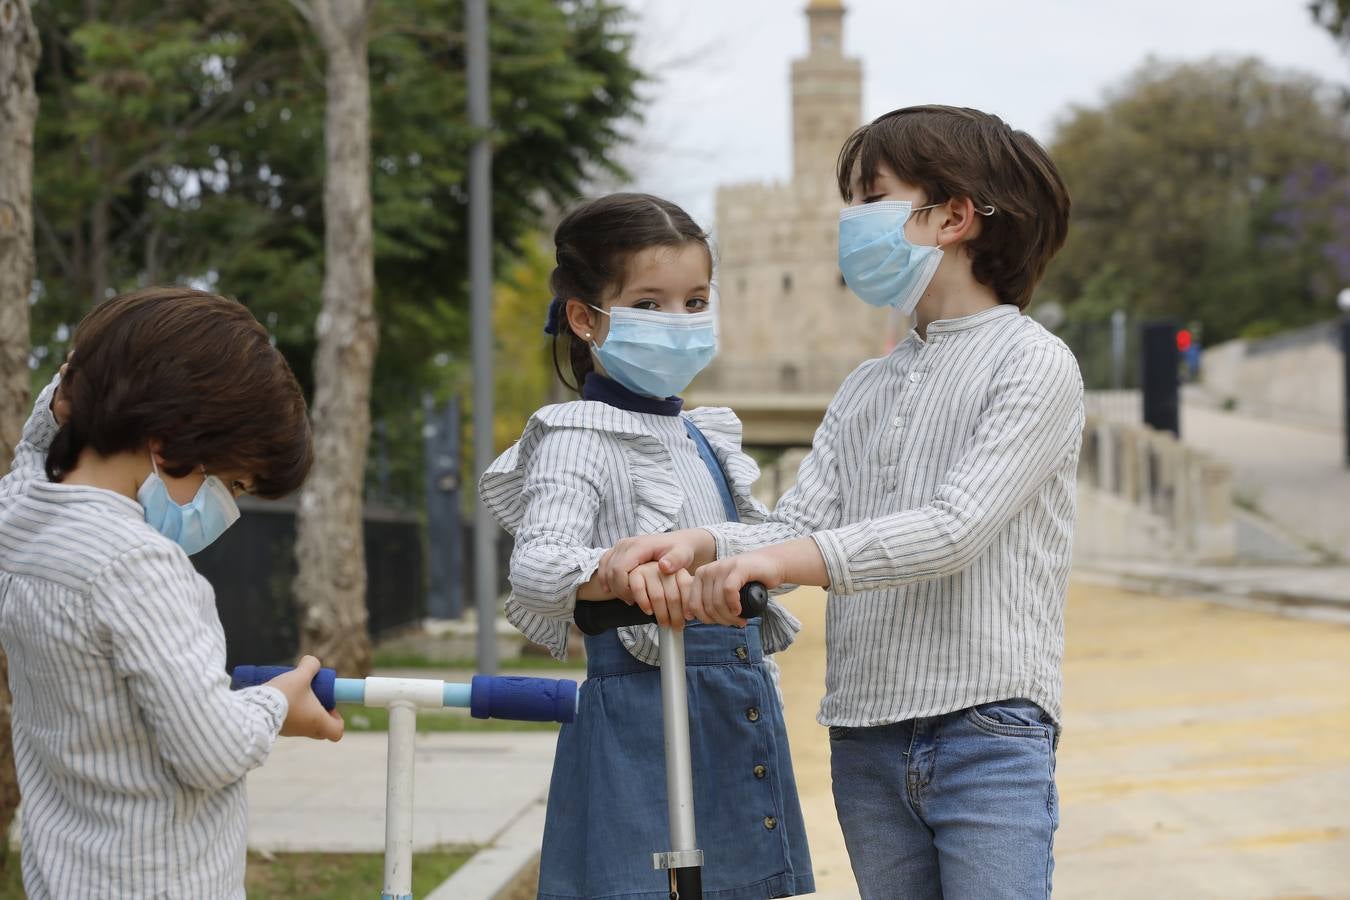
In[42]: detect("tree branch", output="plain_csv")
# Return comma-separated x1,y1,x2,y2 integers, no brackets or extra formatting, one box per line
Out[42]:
288,0,316,28
33,208,76,285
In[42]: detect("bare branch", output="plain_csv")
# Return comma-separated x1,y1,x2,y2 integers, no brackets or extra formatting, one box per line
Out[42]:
33,208,76,285
287,0,316,28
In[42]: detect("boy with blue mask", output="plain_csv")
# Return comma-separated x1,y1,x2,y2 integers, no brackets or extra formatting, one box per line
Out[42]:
601,106,1081,899
0,287,344,900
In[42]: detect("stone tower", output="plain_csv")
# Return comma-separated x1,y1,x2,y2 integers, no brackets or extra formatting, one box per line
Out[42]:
792,0,862,198
698,0,901,401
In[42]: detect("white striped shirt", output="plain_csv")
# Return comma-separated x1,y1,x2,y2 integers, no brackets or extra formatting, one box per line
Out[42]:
480,402,800,665
709,305,1084,726
0,377,288,900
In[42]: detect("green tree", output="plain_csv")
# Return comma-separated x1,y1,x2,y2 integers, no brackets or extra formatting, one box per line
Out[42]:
28,0,643,662
1310,0,1350,45
0,0,41,860
290,0,379,675
1042,57,1350,344
30,0,641,416
492,234,559,452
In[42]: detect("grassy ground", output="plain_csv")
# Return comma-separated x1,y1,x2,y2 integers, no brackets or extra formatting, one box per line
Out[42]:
371,649,585,671
339,704,560,734
4,847,473,899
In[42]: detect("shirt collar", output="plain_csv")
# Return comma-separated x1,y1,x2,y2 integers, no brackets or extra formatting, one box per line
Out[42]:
925,303,1020,336
26,479,143,519
581,373,684,417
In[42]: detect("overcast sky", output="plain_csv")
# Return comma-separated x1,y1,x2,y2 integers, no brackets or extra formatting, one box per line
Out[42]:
614,0,1349,228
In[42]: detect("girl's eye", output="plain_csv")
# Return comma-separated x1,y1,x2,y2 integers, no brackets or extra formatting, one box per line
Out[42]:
633,299,660,310
863,194,886,204
687,297,709,310
231,480,247,496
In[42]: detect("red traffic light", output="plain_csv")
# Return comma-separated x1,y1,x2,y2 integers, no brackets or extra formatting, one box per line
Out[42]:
1176,329,1193,352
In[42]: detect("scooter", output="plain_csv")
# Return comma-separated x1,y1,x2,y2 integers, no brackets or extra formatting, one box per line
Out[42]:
572,582,769,900
229,664,578,900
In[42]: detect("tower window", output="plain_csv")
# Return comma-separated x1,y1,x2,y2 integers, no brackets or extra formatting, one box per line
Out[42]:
782,273,793,293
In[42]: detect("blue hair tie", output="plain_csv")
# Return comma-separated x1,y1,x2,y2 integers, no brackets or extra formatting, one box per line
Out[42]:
543,296,565,336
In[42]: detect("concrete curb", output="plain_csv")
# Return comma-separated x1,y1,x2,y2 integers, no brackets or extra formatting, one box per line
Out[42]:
426,795,546,900
1073,564,1350,624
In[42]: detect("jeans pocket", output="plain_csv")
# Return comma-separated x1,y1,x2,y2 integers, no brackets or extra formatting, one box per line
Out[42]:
965,701,1052,739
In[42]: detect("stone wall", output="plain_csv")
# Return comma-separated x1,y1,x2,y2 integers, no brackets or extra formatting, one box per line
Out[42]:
1200,321,1343,429
1075,418,1235,564
752,419,1237,566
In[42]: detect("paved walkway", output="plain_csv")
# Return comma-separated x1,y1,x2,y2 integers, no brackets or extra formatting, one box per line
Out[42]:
246,730,557,853
244,571,1350,897
1179,402,1350,560
773,580,1350,899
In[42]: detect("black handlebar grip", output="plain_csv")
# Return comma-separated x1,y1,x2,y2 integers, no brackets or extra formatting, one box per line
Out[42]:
573,581,770,636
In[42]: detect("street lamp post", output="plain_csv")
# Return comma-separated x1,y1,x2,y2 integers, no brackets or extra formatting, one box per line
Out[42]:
466,0,497,673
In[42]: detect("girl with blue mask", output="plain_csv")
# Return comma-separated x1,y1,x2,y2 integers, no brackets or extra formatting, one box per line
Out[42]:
481,193,814,900
0,287,344,900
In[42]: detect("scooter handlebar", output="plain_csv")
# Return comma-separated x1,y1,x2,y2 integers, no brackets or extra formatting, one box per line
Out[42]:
228,666,577,723
230,664,339,710
572,581,770,637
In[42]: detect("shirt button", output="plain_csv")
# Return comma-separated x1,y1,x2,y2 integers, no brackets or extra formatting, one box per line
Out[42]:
735,646,748,661
746,707,761,723
763,816,778,831
893,416,903,428
909,371,921,383
753,764,768,779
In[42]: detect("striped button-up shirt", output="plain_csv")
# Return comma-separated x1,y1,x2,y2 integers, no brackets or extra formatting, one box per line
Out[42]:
710,305,1084,726
0,378,288,900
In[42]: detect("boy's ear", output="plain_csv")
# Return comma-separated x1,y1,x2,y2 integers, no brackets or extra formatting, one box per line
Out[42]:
564,298,596,339
936,197,981,248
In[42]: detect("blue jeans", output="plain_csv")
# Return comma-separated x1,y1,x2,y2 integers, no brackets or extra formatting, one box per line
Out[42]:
829,699,1059,900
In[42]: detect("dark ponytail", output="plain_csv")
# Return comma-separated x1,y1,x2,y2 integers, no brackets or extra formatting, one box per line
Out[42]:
547,193,710,393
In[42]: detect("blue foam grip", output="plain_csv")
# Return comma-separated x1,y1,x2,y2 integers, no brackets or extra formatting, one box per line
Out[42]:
230,665,338,712
470,675,578,723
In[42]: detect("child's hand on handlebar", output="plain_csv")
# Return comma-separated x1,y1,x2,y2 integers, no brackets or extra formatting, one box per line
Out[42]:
599,529,715,604
270,655,345,742
685,550,785,627
625,561,695,630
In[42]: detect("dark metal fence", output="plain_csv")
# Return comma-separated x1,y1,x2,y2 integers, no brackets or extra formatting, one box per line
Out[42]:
193,498,426,669
1061,317,1140,393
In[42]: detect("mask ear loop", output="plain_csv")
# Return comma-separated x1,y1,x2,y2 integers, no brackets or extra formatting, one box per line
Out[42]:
977,204,996,216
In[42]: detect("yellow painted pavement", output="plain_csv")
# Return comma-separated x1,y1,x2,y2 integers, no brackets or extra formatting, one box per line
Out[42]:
774,581,1350,899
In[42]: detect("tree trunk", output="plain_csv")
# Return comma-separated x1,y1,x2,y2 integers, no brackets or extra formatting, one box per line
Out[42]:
0,0,40,864
292,0,376,676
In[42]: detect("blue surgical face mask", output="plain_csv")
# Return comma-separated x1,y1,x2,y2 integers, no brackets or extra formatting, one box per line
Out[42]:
137,458,241,556
838,200,944,314
590,306,718,398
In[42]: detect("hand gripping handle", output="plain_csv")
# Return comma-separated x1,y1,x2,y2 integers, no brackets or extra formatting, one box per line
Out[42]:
572,581,769,636
230,665,338,711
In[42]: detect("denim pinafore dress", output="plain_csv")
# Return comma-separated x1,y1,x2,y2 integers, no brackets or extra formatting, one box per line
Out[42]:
481,378,814,899
538,620,814,900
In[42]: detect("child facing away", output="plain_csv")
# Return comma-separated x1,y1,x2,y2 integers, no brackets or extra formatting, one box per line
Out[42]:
0,287,343,900
601,107,1084,900
478,193,813,900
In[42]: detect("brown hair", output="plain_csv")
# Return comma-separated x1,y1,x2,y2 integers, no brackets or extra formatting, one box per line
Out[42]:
836,105,1071,310
46,287,313,498
548,193,712,392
